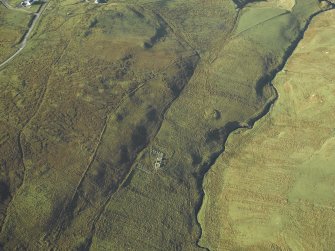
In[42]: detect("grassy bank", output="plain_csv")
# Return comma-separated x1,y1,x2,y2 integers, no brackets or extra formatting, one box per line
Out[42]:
199,8,335,251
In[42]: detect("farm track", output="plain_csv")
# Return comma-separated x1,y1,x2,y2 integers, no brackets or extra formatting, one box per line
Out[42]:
0,1,47,69
0,39,72,238
0,9,85,239
148,8,200,57
46,49,198,247
0,0,51,236
0,0,10,8
3,1,334,249
73,3,220,247
0,1,202,246
46,2,240,248
81,53,202,250
59,2,242,249
231,11,289,38
39,2,204,246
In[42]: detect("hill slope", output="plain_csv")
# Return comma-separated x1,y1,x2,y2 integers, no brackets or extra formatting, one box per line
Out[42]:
199,8,335,251
0,0,333,250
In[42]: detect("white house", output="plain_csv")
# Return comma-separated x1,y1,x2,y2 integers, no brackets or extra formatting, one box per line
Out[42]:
21,0,35,7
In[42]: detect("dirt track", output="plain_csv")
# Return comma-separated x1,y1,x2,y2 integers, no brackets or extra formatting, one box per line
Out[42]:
0,1,47,69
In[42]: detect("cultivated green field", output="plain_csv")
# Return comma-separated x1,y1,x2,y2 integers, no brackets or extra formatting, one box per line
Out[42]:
199,9,335,251
0,0,333,250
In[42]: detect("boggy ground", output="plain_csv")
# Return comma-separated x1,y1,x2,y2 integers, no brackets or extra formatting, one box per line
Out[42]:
0,0,332,250
199,9,335,251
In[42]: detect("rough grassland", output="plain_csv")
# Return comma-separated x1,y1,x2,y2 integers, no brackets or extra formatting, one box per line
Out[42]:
0,4,30,63
199,9,335,251
0,0,199,249
90,1,325,250
0,0,332,250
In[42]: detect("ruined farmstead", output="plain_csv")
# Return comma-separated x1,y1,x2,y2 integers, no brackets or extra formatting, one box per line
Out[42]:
151,149,165,170
21,0,35,7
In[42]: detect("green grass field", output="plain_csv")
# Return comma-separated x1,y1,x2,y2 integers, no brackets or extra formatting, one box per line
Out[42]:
199,9,335,251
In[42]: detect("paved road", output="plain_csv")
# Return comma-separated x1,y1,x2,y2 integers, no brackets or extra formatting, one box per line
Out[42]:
0,1,47,69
